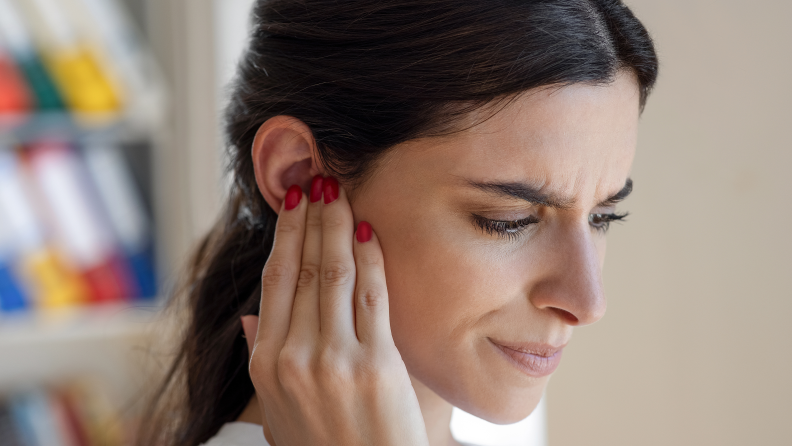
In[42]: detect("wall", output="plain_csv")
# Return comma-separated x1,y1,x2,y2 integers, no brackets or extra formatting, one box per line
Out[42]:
547,1,792,444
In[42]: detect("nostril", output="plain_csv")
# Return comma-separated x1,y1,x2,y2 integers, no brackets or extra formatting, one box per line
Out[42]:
552,308,579,325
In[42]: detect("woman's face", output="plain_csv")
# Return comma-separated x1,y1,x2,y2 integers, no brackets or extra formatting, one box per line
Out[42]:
349,71,640,423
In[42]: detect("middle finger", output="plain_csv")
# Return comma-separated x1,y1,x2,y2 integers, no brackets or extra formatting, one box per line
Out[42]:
319,177,357,342
288,175,324,340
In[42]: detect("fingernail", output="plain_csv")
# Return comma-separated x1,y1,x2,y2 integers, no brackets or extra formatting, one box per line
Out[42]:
356,221,372,243
284,184,302,210
323,177,339,204
310,175,324,203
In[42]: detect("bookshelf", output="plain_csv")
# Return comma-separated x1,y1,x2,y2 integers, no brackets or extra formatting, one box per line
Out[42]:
0,0,184,443
0,304,159,395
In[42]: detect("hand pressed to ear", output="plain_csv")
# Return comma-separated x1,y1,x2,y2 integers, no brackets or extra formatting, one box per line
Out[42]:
241,176,429,446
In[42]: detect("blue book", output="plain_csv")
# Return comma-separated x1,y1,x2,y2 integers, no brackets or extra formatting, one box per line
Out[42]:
0,262,28,313
9,390,69,446
0,150,30,313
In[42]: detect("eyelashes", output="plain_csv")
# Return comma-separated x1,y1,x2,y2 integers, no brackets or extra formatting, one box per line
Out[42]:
589,212,629,233
472,214,541,241
472,212,629,240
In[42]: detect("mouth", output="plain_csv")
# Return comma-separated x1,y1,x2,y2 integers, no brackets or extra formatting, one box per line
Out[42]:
488,338,565,378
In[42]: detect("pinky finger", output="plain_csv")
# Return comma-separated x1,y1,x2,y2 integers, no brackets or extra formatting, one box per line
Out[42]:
352,221,393,345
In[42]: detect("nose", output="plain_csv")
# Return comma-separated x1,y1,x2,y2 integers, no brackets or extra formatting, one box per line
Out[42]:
528,226,606,326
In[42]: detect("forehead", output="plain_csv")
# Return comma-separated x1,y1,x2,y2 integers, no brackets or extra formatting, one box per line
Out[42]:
393,72,640,204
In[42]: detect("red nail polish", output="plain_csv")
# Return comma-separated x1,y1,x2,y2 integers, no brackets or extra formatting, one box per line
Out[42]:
356,221,372,243
323,177,339,204
284,185,302,210
310,175,324,203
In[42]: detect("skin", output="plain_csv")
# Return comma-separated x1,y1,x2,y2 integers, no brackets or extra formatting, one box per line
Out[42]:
239,70,640,445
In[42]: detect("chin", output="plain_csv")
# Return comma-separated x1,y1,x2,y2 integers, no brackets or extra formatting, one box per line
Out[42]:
452,381,547,425
413,359,550,425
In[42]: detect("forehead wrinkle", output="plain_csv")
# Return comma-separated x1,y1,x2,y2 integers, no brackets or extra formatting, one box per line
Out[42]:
465,178,576,209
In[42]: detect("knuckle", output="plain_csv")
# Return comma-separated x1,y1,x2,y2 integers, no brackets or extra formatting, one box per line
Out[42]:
320,261,353,287
248,352,279,396
356,252,382,268
248,353,265,378
358,353,402,387
260,261,293,289
297,264,320,288
277,348,310,390
306,213,323,229
276,220,302,235
358,287,386,308
322,215,348,231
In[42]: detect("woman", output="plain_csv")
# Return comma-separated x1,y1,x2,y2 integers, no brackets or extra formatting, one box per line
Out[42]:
140,1,658,445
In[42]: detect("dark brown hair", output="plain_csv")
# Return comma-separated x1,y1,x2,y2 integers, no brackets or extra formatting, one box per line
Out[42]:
139,1,658,444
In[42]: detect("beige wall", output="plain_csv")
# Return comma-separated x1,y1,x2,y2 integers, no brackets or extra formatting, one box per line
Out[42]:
548,1,792,445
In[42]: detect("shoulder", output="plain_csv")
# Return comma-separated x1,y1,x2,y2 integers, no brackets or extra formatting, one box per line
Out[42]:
200,422,269,446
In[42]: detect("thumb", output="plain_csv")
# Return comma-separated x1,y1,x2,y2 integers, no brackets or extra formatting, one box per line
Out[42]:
240,315,260,360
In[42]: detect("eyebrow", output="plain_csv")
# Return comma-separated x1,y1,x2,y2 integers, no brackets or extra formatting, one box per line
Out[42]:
466,178,633,209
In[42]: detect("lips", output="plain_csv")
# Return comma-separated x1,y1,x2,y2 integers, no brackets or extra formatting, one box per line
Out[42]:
489,339,565,378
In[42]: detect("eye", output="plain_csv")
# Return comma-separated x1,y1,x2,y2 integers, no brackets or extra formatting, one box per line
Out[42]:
472,214,540,241
589,212,629,233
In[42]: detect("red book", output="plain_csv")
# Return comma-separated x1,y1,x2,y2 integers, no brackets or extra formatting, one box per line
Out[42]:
25,141,134,303
0,51,32,114
54,390,90,446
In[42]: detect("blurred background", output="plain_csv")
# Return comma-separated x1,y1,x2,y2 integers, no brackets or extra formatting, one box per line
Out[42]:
0,0,788,445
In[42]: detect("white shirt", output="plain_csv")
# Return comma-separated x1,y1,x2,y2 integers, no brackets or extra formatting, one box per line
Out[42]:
200,422,477,446
200,422,269,446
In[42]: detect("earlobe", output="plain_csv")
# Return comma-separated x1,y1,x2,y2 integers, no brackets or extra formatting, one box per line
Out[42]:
251,116,321,213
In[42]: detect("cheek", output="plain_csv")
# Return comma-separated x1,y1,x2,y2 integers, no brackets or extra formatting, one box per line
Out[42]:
377,209,518,368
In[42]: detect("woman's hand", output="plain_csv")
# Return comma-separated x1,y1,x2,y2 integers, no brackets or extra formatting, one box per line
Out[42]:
240,176,429,446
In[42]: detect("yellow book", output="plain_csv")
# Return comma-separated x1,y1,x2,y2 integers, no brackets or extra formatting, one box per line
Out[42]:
21,249,88,309
44,46,120,113
0,149,89,309
14,0,122,114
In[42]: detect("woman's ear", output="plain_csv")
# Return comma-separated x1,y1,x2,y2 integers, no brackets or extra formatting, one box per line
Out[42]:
251,115,322,213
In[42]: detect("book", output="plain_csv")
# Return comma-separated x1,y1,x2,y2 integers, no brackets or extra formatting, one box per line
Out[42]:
0,146,88,309
0,37,33,116
4,381,127,446
0,0,65,111
0,186,29,312
82,139,156,298
16,0,122,116
25,140,135,303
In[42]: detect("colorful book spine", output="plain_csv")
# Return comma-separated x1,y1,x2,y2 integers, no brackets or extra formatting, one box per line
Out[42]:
25,141,134,303
0,147,88,309
8,390,70,446
18,0,122,115
61,0,165,122
0,0,161,311
4,381,126,446
0,37,32,116
0,0,64,111
83,139,156,298
0,207,28,312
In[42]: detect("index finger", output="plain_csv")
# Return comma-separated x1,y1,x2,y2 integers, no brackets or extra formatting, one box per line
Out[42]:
255,185,307,357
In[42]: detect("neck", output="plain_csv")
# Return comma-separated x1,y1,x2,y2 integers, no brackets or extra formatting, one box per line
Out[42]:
410,375,461,446
236,375,460,446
